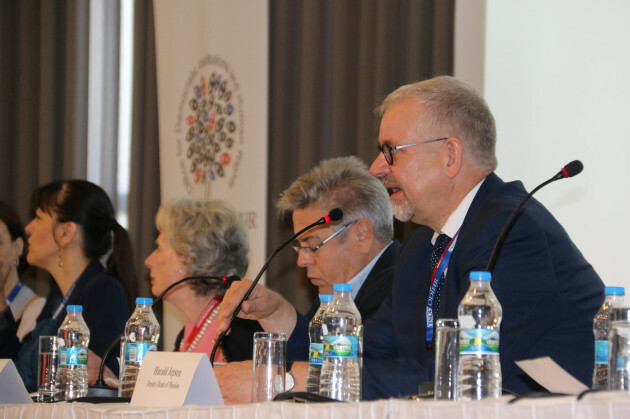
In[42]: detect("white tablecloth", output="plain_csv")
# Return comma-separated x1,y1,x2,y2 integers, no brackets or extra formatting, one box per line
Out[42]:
2,392,630,418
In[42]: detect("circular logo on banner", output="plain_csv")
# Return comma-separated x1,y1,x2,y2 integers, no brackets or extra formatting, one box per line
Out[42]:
174,55,243,198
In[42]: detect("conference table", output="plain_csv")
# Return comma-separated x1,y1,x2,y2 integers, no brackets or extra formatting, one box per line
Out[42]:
2,392,630,419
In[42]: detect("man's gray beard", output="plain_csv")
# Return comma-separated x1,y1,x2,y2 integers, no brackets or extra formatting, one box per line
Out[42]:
391,196,414,222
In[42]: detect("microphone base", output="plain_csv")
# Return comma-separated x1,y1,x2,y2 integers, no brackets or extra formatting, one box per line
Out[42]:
71,384,130,403
71,395,131,404
85,384,119,398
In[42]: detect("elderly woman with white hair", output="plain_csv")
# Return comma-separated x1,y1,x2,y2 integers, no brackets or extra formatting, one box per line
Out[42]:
145,199,260,362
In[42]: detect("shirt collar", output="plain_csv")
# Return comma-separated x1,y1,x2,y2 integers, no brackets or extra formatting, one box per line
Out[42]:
432,178,485,244
347,241,393,299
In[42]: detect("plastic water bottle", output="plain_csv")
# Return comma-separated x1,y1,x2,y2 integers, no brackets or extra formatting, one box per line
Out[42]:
592,286,625,389
306,294,333,393
55,305,90,400
319,283,362,402
118,297,160,397
457,271,502,400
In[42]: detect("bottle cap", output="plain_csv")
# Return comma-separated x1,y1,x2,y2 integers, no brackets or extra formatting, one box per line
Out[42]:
319,294,333,302
136,297,153,305
469,271,492,281
67,305,83,312
333,283,352,292
605,286,625,296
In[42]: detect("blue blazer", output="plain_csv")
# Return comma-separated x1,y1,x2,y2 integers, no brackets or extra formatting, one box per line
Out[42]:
362,173,604,400
287,241,400,360
0,260,129,391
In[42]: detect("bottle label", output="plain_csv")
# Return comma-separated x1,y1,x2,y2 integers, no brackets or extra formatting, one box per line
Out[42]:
58,347,88,366
323,335,359,358
617,356,628,370
124,342,158,363
309,343,324,365
595,340,609,364
459,328,499,355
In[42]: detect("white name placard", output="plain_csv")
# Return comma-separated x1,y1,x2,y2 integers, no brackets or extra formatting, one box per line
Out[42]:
0,359,33,404
516,356,589,394
130,352,223,407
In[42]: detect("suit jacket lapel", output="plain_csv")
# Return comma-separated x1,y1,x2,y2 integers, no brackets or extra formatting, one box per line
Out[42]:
438,173,505,319
354,241,400,308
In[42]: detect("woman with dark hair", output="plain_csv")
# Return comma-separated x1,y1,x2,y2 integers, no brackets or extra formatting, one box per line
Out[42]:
0,180,136,391
0,201,45,341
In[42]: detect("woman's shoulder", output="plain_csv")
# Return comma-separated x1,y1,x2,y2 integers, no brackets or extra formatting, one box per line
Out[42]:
73,263,129,310
79,273,128,305
16,296,46,341
74,274,130,318
77,262,126,292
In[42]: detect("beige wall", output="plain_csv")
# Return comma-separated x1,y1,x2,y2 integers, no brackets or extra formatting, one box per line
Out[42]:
455,0,630,291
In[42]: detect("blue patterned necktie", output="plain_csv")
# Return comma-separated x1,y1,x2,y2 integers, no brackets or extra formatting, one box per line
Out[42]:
430,234,451,341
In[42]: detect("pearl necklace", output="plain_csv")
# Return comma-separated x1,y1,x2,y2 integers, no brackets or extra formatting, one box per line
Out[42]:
183,303,221,352
178,296,224,356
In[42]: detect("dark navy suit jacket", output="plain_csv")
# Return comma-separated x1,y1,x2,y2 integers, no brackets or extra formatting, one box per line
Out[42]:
287,241,400,360
362,173,604,400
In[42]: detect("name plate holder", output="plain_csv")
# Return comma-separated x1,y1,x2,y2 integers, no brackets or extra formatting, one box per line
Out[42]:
516,356,589,394
130,352,223,407
0,359,33,404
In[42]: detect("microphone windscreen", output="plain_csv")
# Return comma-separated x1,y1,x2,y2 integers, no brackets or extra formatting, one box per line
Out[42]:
564,160,583,178
224,275,241,286
328,208,343,222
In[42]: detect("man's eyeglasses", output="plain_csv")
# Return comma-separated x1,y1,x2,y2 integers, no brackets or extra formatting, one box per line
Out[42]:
291,220,358,255
378,137,447,165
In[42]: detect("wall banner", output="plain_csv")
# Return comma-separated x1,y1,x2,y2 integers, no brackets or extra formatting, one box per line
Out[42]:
153,0,268,348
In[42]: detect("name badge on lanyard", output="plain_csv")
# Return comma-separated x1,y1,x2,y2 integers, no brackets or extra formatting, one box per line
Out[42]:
6,281,23,304
425,231,459,344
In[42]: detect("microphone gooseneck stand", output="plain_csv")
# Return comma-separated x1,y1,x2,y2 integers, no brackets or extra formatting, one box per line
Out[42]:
209,208,344,365
485,159,584,273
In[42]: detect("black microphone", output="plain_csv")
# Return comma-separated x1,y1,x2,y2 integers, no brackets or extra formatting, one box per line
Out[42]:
209,208,344,365
485,160,583,273
84,275,240,400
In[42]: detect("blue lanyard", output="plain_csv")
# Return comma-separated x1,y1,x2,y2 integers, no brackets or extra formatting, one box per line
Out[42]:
52,279,80,321
425,230,459,344
6,281,23,304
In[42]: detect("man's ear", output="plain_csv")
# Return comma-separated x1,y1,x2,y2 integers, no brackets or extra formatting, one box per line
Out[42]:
444,136,463,178
353,219,374,253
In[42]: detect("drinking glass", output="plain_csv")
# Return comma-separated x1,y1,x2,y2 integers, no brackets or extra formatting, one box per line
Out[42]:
434,318,459,400
37,336,59,402
251,332,287,402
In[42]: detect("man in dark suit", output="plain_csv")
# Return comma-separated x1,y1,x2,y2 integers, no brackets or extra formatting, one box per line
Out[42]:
214,156,399,402
216,77,604,403
364,75,604,399
276,156,398,326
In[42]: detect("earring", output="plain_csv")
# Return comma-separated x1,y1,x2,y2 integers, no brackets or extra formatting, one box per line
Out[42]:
13,258,19,269
58,248,63,267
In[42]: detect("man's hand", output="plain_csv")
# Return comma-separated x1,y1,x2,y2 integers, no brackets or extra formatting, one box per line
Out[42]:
216,279,298,336
214,361,253,404
214,360,309,404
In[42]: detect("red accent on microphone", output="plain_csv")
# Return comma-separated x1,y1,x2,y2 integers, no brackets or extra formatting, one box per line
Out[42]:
323,214,331,224
222,275,229,285
561,168,569,178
